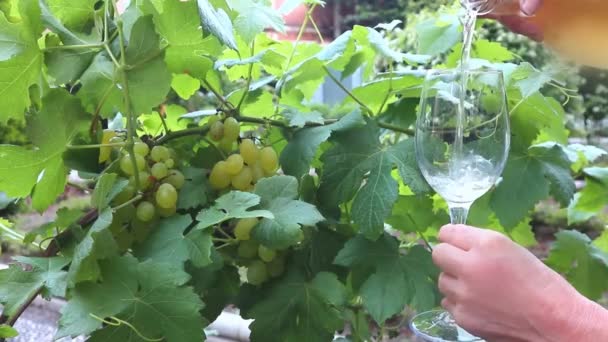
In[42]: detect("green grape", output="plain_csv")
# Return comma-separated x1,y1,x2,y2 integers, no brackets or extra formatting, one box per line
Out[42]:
136,201,156,222
134,142,150,156
209,121,224,141
247,260,269,286
165,170,185,189
225,154,244,176
260,147,278,175
258,245,277,262
223,117,240,141
164,158,175,169
237,240,259,259
267,257,285,278
239,139,259,165
234,218,259,241
156,183,178,209
219,135,234,153
131,171,152,191
251,161,264,183
151,162,169,179
120,154,146,175
114,204,135,223
231,166,253,191
112,185,135,205
150,146,170,162
209,161,232,190
158,205,177,218
208,115,220,126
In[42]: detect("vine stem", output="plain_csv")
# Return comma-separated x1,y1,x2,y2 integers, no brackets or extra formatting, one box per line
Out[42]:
112,0,140,191
202,79,234,110
237,40,255,111
43,43,104,51
323,65,374,115
112,194,143,212
154,126,211,145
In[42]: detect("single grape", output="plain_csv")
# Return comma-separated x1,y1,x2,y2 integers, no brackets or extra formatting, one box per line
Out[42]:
156,183,178,209
120,154,146,175
267,257,285,278
237,240,259,259
158,205,177,218
260,147,279,175
225,154,244,176
134,142,150,156
208,115,220,126
239,139,259,165
151,162,169,179
247,260,269,285
231,166,253,191
258,245,277,262
209,161,231,189
165,170,185,189
251,161,264,183
136,201,156,222
131,171,152,191
164,158,175,169
234,218,259,241
150,146,170,162
112,185,135,205
219,135,234,153
209,121,224,141
223,117,240,141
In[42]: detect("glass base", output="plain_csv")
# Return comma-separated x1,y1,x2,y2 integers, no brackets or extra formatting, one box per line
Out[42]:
410,310,485,342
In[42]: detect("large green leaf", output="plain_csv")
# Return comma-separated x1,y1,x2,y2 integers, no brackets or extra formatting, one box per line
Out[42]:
88,261,205,342
196,0,237,51
245,270,345,342
318,122,427,238
0,89,87,210
56,256,139,338
0,0,43,122
0,256,70,319
252,176,325,249
195,191,274,231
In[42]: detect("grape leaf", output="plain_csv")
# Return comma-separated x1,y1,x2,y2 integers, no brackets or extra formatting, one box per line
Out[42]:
245,270,344,342
0,325,17,338
353,25,430,64
318,122,427,238
88,261,205,342
171,73,201,100
24,207,83,244
568,167,608,224
0,0,42,122
134,215,193,265
148,0,222,78
0,256,70,319
253,176,325,249
194,191,274,231
491,143,574,228
185,229,214,268
56,256,138,339
177,168,210,210
334,235,439,323
67,209,118,285
0,11,24,61
387,195,447,234
280,111,364,179
228,0,285,44
196,0,237,51
0,89,86,210
91,173,128,210
415,13,461,55
281,107,325,128
44,0,97,32
546,231,608,300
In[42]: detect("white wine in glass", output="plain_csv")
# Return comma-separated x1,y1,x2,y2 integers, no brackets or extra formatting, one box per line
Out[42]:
410,69,510,342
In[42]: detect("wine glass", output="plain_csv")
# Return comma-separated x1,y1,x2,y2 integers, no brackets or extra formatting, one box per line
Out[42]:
410,69,510,342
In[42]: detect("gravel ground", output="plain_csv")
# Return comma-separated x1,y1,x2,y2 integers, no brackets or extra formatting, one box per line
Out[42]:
8,300,84,342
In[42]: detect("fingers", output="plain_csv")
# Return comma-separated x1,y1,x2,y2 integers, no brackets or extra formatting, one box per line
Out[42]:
438,224,481,251
432,243,468,275
520,0,543,15
499,16,544,41
441,297,456,312
438,272,462,299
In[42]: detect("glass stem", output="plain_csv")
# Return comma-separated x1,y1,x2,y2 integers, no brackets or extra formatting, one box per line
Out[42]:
448,203,472,224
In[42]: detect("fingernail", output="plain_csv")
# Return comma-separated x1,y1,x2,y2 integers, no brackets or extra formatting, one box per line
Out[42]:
521,0,541,15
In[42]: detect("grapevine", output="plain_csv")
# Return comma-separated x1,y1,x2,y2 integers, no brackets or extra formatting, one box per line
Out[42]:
0,1,605,342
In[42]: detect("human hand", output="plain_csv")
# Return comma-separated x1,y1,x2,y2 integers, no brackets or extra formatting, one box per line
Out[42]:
487,0,544,41
432,225,590,341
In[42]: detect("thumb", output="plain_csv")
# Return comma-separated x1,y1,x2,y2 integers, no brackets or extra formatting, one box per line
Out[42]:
520,0,543,15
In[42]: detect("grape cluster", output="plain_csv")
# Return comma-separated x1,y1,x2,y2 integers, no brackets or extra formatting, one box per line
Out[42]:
106,139,185,249
232,218,285,285
207,117,279,192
